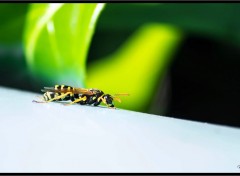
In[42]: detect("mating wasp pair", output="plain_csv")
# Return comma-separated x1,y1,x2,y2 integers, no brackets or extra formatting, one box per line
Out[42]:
33,85,129,108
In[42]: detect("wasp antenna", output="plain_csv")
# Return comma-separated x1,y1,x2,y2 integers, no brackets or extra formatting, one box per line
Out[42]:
113,97,122,103
113,93,130,96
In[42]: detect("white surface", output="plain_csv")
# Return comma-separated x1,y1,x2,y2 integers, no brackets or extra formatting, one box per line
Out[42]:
0,86,240,173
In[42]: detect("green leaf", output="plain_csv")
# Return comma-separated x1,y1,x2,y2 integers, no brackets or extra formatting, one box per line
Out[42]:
87,24,182,112
0,3,28,44
23,3,105,87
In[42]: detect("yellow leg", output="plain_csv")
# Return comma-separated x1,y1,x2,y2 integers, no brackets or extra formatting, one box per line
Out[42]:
46,92,72,102
33,92,72,103
64,97,86,106
98,97,116,109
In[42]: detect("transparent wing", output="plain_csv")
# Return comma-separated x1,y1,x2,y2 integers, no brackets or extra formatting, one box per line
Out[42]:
74,88,95,95
41,87,58,92
41,87,95,95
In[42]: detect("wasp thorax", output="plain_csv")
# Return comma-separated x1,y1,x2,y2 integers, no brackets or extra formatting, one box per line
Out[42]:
89,89,104,95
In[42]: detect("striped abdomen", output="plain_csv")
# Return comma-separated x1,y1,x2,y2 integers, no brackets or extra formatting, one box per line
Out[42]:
42,85,75,101
43,92,73,101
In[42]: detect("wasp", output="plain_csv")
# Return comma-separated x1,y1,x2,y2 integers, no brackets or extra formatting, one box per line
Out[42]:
39,84,94,101
33,84,128,108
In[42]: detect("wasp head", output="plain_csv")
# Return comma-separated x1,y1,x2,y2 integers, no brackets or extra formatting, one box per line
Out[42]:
102,94,115,108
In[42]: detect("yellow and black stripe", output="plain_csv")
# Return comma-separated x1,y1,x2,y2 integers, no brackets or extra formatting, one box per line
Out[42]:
42,85,74,102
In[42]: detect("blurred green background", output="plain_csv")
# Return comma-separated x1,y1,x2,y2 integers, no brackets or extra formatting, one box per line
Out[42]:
1,3,240,127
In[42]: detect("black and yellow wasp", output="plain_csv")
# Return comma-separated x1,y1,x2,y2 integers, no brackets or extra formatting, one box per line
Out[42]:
33,85,128,108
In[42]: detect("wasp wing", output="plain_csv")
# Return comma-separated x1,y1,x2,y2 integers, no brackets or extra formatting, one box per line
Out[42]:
74,88,95,95
41,87,68,93
41,87,58,92
41,87,94,95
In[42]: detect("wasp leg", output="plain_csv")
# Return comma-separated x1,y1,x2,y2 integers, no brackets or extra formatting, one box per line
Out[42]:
107,105,116,109
32,100,47,103
64,97,86,106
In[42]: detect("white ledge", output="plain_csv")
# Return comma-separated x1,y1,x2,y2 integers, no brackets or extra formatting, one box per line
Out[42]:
0,86,240,173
